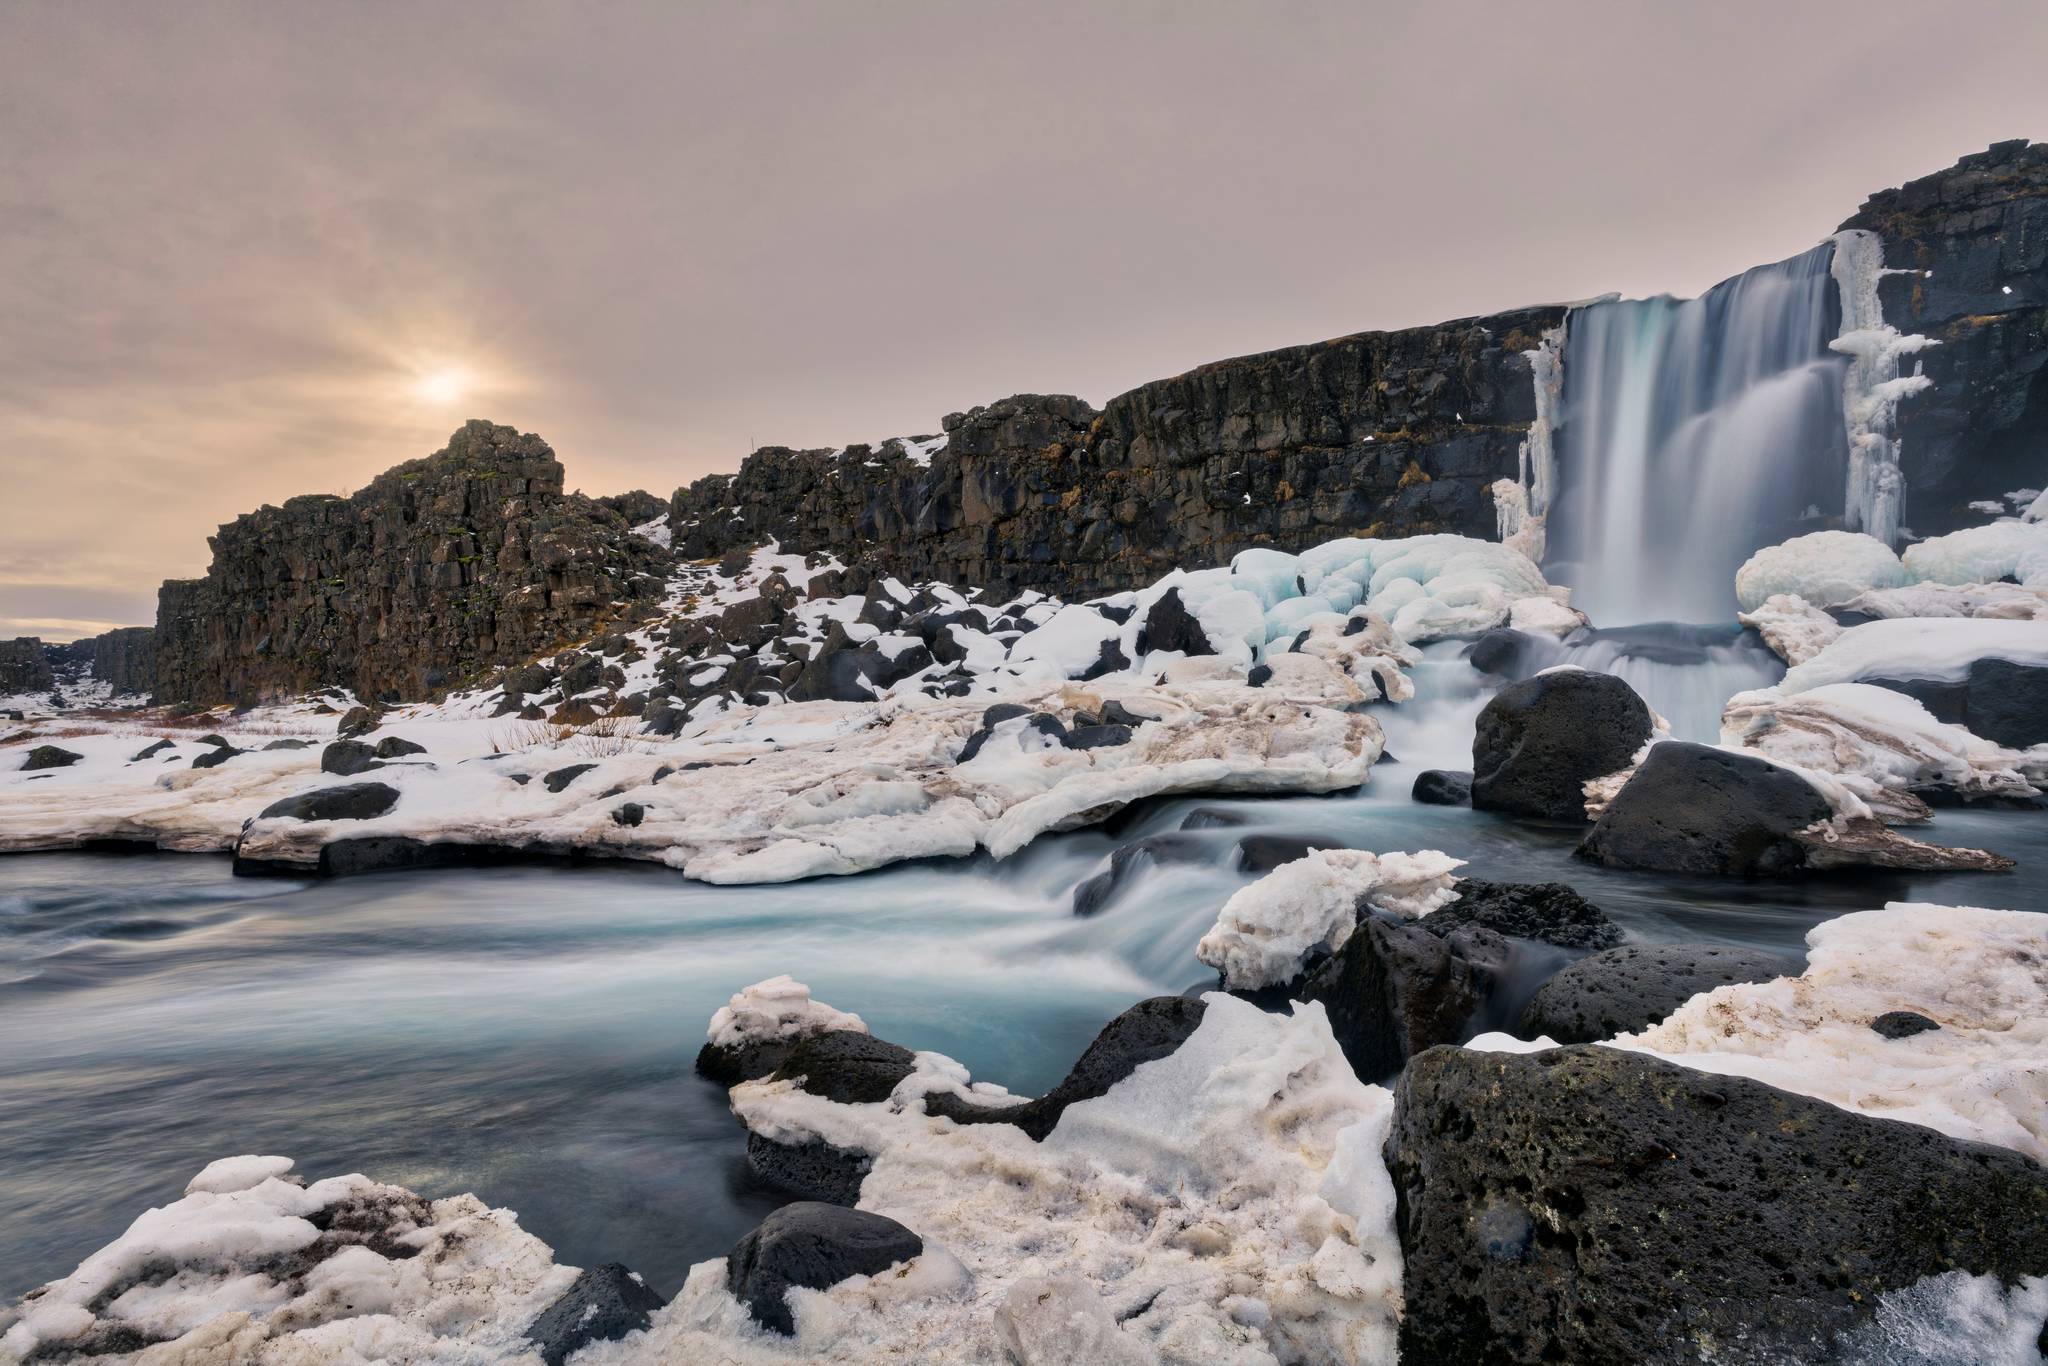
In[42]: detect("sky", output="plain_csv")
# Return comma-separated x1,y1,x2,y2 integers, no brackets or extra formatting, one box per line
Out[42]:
3,1,2046,640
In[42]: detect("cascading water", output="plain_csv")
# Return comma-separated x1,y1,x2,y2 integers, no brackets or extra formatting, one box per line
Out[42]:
1546,243,1850,626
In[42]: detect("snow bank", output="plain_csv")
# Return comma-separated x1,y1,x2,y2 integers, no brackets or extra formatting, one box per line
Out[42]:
1836,580,2048,621
1779,618,2048,694
1618,902,2048,1161
1735,531,1908,611
707,975,868,1049
624,993,1402,1364
0,1159,571,1362
1194,848,1465,989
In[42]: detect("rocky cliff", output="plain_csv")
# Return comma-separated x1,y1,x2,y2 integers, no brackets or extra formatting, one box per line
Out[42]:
86,627,156,697
672,306,1563,597
1841,138,2048,532
155,421,667,705
0,638,55,697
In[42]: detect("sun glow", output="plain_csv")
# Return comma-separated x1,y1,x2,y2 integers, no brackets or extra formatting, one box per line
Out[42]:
414,368,468,405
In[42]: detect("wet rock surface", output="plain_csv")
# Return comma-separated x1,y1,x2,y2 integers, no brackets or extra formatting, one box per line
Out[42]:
1299,918,1508,1081
1386,1044,2048,1365
1471,671,1653,822
1518,942,1795,1042
1424,878,1623,951
1410,768,1471,805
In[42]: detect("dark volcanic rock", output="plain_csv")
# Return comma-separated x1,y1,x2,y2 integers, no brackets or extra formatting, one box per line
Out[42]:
1410,769,1471,805
1063,723,1133,750
725,1203,923,1337
770,1031,918,1105
744,1132,874,1207
1300,918,1509,1080
154,420,666,706
1386,1043,2048,1365
1069,835,1206,917
372,736,426,759
1518,943,1795,1042
20,744,82,771
335,706,379,739
1135,588,1214,656
1577,741,1832,875
320,739,384,777
130,739,176,761
542,763,598,794
1470,671,1652,822
258,782,400,823
1466,627,1536,676
1424,879,1622,950
1235,834,1319,873
0,637,56,696
190,745,244,769
525,1263,666,1366
1871,1009,1942,1039
930,995,1210,1142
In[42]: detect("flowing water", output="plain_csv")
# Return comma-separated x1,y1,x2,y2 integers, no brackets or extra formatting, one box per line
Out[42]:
1547,243,1849,624
7,678,2045,1301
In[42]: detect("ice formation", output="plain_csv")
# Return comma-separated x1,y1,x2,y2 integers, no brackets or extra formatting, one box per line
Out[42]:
1619,902,2048,1162
1835,580,2048,622
1901,520,2048,588
1733,530,1908,611
0,1159,572,1362
1194,848,1465,989
1721,683,2047,821
633,992,1405,1364
1832,229,1935,547
707,975,869,1049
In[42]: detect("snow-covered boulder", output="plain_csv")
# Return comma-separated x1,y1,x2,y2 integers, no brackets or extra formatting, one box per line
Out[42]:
1735,530,1908,611
697,975,870,1084
1902,520,2048,587
1194,847,1464,989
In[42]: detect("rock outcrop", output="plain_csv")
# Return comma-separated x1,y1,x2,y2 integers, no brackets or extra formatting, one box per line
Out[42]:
1842,139,2048,531
154,421,667,705
671,309,1565,597
86,626,156,697
0,637,55,696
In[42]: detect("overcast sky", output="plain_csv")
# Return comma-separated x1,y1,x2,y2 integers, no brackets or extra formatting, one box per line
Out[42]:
4,1,2045,639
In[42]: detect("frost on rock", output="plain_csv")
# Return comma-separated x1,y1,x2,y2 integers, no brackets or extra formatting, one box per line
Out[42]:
1738,594,1842,666
1780,618,2048,694
1194,848,1465,990
1734,530,1908,611
1721,683,2047,822
0,1159,573,1363
1902,521,2048,588
634,994,1404,1365
1619,902,2048,1162
707,975,869,1049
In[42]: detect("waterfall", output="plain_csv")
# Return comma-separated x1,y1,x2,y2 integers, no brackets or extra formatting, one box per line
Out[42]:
1546,243,1850,624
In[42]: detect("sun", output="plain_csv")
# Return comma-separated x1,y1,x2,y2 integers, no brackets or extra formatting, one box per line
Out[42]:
415,369,467,405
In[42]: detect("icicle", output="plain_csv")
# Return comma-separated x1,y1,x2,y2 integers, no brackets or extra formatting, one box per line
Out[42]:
1516,325,1565,518
1831,229,1935,546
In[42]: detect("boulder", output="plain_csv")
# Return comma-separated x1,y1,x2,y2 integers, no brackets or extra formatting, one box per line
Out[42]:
1423,879,1623,951
1299,918,1509,1080
20,745,82,772
320,739,384,777
1870,1009,1941,1039
190,745,244,769
130,739,177,761
1518,942,1795,1042
1234,834,1318,873
929,995,1210,1141
725,1203,924,1336
1471,670,1652,821
1063,723,1133,750
1466,627,1536,675
1576,741,1832,875
1386,1044,2048,1364
745,1131,875,1207
258,783,400,823
525,1263,666,1366
786,649,872,703
372,736,426,759
1411,769,1471,805
335,705,379,738
769,1031,917,1104
1069,835,1207,916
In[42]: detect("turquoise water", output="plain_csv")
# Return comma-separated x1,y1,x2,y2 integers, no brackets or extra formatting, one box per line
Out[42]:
4,707,2044,1300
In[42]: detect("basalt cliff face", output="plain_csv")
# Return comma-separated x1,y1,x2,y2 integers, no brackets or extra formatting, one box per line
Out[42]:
671,305,1564,597
1840,138,2048,531
154,421,666,706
